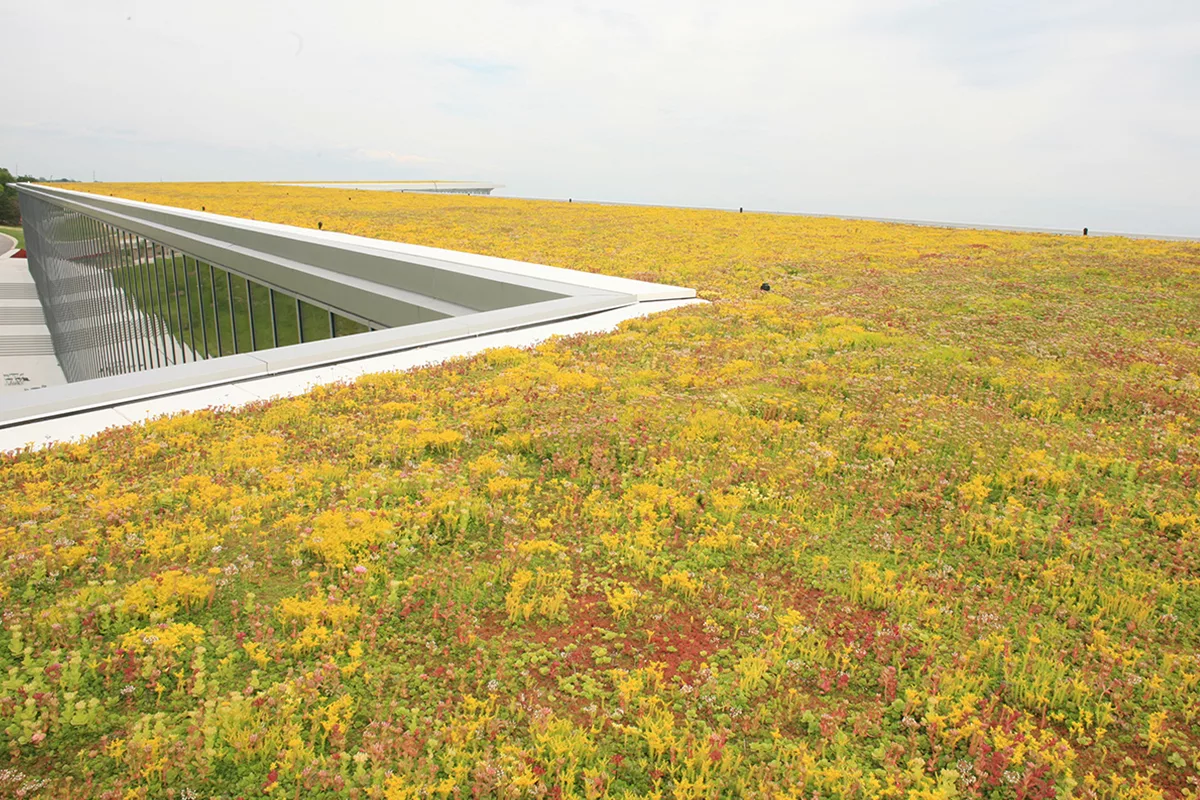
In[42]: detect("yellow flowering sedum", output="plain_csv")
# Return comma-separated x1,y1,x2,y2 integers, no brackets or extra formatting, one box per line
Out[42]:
298,508,390,567
122,570,214,616
120,622,206,655
3,181,1199,797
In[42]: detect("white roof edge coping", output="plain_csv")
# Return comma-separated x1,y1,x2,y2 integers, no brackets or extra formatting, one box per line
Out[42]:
19,185,695,302
248,294,630,373
0,354,270,423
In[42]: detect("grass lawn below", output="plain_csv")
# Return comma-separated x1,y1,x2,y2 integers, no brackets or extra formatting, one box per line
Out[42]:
0,224,23,250
107,246,369,359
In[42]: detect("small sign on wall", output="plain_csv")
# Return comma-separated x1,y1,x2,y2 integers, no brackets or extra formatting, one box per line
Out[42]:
3,372,47,391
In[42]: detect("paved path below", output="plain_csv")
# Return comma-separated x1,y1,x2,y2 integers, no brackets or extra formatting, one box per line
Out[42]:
0,253,68,396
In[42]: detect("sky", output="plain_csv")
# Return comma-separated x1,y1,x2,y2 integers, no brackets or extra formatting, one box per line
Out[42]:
5,0,1199,236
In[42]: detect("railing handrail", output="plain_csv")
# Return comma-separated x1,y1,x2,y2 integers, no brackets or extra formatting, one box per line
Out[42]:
3,185,694,426
17,185,584,328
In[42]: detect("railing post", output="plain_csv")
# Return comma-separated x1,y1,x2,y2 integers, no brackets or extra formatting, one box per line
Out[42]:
124,232,154,370
209,264,223,356
135,236,159,368
91,218,114,375
246,278,257,351
169,250,188,363
226,270,237,353
148,244,166,365
102,221,123,374
89,217,118,376
268,288,279,348
110,224,136,374
79,216,98,377
191,256,210,360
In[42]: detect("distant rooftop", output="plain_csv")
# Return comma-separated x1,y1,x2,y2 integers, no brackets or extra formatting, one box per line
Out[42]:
274,181,502,195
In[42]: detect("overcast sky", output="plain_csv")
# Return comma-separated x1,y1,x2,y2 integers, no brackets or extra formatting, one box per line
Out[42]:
5,0,1199,235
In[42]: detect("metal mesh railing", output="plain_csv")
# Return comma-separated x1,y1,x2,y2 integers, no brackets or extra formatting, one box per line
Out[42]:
19,192,374,382
5,184,693,427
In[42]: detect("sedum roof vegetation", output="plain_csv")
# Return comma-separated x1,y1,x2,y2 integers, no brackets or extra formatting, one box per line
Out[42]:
3,182,1200,799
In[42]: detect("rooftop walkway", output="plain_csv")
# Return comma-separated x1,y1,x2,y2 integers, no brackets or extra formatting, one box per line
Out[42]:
0,235,68,398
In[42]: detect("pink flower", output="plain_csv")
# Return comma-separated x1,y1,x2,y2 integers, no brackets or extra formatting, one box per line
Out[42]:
31,731,45,744
353,565,368,575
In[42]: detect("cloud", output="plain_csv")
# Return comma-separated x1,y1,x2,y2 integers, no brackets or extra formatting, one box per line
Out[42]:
5,0,1199,235
351,149,434,166
444,58,516,79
